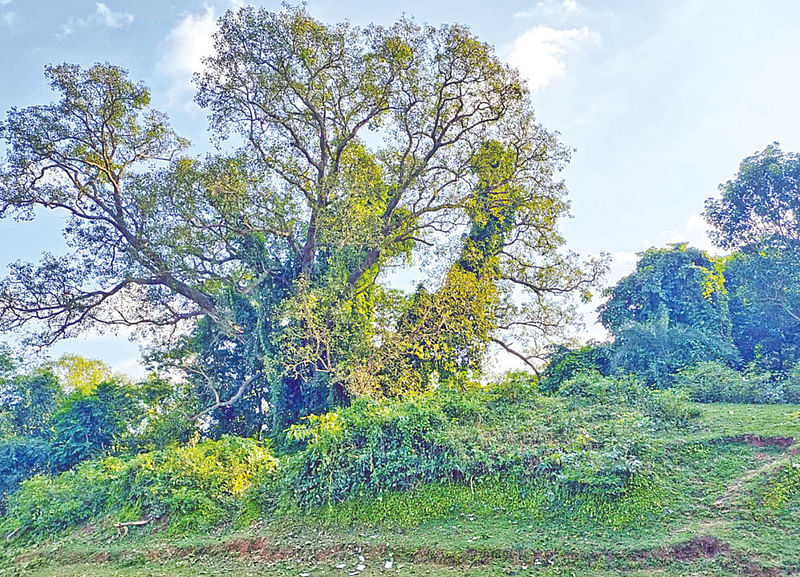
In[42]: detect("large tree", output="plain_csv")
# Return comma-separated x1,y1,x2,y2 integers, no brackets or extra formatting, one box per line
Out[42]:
0,7,603,432
705,143,800,373
704,143,800,250
723,244,800,372
599,244,737,384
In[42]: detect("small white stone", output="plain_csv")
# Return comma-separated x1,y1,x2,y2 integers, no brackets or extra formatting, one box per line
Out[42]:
385,561,394,569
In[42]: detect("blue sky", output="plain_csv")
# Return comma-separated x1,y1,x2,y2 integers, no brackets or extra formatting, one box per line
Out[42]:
1,0,799,375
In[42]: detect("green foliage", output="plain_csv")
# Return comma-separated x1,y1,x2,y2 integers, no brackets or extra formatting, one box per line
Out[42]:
49,382,139,471
676,361,798,404
5,437,277,537
540,342,611,392
1,6,603,435
279,398,465,508
723,243,800,373
48,355,114,394
0,437,50,513
0,370,63,438
556,371,699,425
266,375,695,514
704,142,800,250
5,457,124,537
609,319,739,386
599,244,738,385
763,462,800,510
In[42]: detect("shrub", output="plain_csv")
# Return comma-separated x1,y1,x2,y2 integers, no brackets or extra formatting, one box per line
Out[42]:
557,371,698,425
677,361,794,404
5,436,277,537
540,343,612,392
0,437,51,514
280,397,471,508
274,379,692,513
114,436,277,531
5,457,124,536
763,462,800,510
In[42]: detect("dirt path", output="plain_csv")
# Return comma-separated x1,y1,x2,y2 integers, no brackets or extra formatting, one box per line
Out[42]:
713,437,795,510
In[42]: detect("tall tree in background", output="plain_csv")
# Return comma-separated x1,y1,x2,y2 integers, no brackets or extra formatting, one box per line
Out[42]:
599,244,737,384
0,7,603,433
723,246,800,371
705,143,800,372
704,143,800,250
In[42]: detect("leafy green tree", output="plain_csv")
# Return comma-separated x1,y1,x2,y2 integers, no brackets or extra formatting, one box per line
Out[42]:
704,144,800,372
704,143,800,250
0,7,603,433
49,354,114,394
599,244,738,384
0,370,63,438
49,381,137,471
723,243,800,372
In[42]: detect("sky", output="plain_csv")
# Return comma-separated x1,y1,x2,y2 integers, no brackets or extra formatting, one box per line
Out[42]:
1,0,799,376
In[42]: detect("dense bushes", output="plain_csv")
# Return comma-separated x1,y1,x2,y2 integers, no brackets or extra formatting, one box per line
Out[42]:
0,438,50,513
4,437,276,537
279,398,473,508
677,361,800,404
2,375,698,538
270,375,693,511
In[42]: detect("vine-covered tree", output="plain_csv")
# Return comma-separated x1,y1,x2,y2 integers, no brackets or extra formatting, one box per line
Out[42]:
599,244,737,384
0,7,603,433
724,245,800,372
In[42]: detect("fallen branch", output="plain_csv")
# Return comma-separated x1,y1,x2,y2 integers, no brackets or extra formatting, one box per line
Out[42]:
114,518,152,537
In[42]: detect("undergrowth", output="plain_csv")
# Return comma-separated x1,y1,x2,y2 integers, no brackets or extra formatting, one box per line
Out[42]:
2,373,697,540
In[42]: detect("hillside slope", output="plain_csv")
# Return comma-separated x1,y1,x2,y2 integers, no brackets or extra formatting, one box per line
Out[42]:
3,402,799,577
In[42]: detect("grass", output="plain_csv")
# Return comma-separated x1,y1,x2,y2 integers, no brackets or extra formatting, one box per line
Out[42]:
3,402,800,577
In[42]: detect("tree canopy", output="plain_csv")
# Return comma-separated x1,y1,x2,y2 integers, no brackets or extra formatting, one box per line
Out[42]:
704,142,800,374
704,143,800,250
0,6,603,432
598,244,737,384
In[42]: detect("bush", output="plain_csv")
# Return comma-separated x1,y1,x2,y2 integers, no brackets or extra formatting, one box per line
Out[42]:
280,397,472,508
5,457,124,536
273,377,694,512
0,437,51,514
5,436,277,537
540,343,611,392
677,361,795,404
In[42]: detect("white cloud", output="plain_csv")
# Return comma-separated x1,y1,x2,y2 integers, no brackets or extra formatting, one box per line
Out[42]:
508,26,593,91
62,3,133,35
0,0,13,28
95,3,134,28
158,6,218,104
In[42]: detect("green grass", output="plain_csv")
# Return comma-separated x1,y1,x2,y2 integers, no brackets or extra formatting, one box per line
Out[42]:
3,402,800,577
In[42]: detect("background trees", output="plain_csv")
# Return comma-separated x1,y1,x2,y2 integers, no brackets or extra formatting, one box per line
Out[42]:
0,6,603,434
704,143,800,250
704,143,800,374
598,244,737,384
